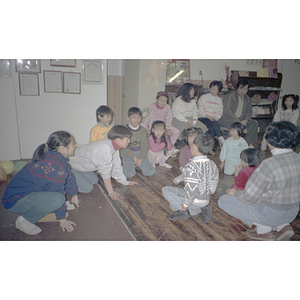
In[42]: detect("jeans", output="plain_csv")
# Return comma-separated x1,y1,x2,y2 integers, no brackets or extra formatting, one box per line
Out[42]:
7,192,65,224
121,150,156,178
71,169,98,193
198,118,222,137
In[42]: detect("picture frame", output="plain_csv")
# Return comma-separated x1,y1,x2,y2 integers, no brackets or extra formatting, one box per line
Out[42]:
16,59,41,73
82,60,103,84
19,73,39,96
50,59,76,67
44,71,63,93
166,59,190,84
0,59,11,77
262,59,277,69
63,72,81,94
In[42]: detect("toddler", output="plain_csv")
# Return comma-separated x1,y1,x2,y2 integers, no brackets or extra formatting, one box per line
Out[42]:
121,107,156,178
227,148,263,193
162,133,219,223
173,127,202,184
89,105,114,142
219,122,248,175
261,94,299,150
147,120,173,169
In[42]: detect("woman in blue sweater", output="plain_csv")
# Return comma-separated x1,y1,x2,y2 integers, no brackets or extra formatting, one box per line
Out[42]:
2,131,79,235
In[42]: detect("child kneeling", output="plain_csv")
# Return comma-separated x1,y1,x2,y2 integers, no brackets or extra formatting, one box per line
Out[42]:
162,133,219,223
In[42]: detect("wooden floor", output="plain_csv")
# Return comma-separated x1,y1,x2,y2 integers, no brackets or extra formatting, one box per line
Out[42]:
98,136,300,241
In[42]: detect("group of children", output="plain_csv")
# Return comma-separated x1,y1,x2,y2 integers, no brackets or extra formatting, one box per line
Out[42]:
2,85,300,241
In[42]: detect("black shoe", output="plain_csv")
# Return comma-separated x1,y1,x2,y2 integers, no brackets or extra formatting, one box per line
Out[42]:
199,205,212,223
169,210,191,221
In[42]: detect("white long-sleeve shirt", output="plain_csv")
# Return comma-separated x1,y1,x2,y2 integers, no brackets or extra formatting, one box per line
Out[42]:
172,96,198,122
69,139,129,185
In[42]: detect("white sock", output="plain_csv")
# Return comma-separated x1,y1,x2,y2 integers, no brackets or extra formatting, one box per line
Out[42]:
276,223,289,232
254,222,272,234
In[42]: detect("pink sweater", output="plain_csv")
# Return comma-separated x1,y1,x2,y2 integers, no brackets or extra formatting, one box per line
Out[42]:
148,103,172,130
148,134,172,153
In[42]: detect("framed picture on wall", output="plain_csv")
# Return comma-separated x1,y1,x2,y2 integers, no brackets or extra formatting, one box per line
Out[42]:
63,72,81,94
19,73,39,96
16,59,41,73
44,71,63,93
166,59,190,84
50,59,76,67
82,60,103,84
0,59,11,77
262,59,277,69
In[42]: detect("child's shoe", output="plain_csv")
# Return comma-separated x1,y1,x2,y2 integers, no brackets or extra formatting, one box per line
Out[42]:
170,147,180,158
261,138,267,151
16,216,42,235
173,173,184,185
159,163,172,169
199,204,212,223
168,210,191,221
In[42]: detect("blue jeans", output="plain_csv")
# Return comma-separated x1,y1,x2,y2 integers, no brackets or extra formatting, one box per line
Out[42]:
121,150,156,178
7,192,65,224
218,194,299,229
198,118,222,138
71,169,98,193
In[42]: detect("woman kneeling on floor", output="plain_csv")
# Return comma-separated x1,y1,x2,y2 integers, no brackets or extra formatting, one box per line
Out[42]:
218,121,300,241
2,131,79,235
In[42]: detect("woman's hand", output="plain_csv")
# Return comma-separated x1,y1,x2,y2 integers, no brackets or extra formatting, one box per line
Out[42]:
227,188,236,196
186,120,194,126
70,195,81,207
60,219,76,232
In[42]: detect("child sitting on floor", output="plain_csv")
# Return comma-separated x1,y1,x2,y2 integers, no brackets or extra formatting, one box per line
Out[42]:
121,107,156,178
219,122,248,175
173,127,202,184
226,148,263,194
147,120,173,169
70,125,138,200
162,133,219,223
89,105,114,142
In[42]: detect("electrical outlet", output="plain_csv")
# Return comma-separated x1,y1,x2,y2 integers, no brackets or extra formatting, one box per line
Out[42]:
199,70,202,76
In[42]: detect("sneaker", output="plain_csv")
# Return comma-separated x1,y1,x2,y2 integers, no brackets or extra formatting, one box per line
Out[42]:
169,210,191,221
170,147,180,158
159,163,172,169
173,174,183,185
16,216,42,235
261,139,267,151
65,200,75,210
248,143,255,149
199,204,212,223
246,228,276,241
276,225,294,241
208,150,215,155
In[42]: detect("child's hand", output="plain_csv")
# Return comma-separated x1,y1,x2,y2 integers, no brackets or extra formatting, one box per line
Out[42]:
70,195,81,207
135,158,142,167
59,219,76,232
109,191,121,201
166,130,173,137
128,181,138,186
220,161,225,169
181,203,187,211
235,164,243,176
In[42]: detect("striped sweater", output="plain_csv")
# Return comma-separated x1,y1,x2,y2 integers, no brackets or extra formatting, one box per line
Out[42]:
197,93,223,120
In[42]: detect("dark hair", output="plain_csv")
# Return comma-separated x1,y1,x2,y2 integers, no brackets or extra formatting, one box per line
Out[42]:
96,105,114,122
209,80,223,92
237,79,250,89
150,121,168,155
179,127,203,148
176,83,195,103
282,94,299,111
230,122,244,137
32,131,73,161
265,121,299,149
156,91,169,101
193,133,214,155
108,125,132,140
128,107,142,117
240,148,263,167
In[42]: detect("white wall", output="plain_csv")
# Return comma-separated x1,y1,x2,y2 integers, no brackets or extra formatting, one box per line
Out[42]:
0,59,107,160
